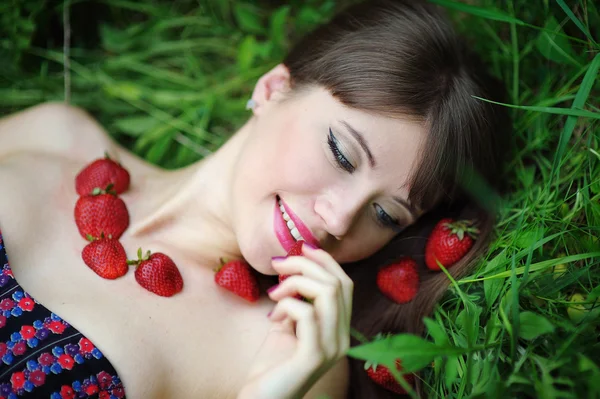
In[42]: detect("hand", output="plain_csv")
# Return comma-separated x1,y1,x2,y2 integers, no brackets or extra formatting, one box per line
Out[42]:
237,244,353,399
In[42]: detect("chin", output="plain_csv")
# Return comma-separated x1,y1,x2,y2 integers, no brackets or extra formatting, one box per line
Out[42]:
239,240,278,276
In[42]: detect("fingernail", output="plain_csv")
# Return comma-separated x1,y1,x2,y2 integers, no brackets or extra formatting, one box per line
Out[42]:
272,256,286,262
303,242,318,250
267,284,279,294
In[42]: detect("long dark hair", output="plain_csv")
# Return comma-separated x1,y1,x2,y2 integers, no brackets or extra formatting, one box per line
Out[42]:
261,0,511,397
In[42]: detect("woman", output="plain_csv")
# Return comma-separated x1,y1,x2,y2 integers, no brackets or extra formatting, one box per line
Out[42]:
0,0,510,398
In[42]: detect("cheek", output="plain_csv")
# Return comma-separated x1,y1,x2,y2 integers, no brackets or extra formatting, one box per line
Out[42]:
333,222,396,263
264,124,332,194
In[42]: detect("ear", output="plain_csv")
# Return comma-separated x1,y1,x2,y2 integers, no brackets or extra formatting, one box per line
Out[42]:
250,64,291,115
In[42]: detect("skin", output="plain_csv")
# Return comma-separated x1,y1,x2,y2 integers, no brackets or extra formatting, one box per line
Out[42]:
0,64,426,398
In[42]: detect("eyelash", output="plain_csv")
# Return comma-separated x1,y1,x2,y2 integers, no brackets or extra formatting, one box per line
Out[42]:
327,128,355,173
327,128,403,232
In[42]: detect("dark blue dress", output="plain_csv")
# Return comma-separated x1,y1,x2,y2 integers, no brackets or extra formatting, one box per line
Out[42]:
0,230,126,399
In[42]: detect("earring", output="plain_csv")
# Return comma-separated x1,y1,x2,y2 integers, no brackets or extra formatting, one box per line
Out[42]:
245,98,257,111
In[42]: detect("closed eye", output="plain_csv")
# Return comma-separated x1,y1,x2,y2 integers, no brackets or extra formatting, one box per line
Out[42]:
327,128,355,173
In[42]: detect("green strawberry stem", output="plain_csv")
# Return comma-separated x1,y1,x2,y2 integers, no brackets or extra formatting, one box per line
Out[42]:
85,232,110,242
213,257,230,273
91,183,117,196
127,248,152,267
444,219,480,240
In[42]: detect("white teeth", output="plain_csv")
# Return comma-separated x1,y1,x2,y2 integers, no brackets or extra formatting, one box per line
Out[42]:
278,199,306,241
290,227,305,241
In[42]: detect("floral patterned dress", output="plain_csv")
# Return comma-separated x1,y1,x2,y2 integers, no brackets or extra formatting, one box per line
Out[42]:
0,230,125,399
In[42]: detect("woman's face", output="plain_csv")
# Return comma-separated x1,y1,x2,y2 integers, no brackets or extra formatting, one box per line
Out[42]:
230,85,426,275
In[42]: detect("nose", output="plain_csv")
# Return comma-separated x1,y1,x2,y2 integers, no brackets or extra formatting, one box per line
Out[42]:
314,189,370,240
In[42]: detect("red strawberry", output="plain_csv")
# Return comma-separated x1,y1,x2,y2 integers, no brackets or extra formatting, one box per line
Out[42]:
376,257,419,304
279,240,305,300
365,358,415,395
75,153,130,196
74,187,129,240
81,236,128,279
425,218,479,271
214,259,260,302
129,249,183,297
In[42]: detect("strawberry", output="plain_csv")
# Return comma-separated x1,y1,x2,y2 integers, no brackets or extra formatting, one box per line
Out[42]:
376,257,419,304
279,240,304,300
365,358,415,395
75,153,130,196
214,259,260,302
425,218,479,271
81,236,128,279
129,249,183,297
74,186,130,240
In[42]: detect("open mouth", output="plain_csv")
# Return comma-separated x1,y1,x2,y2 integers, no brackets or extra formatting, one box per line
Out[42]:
278,198,306,241
273,196,319,252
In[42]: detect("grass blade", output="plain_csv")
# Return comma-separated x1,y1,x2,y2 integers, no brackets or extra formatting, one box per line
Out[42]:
550,53,600,181
556,0,597,46
428,0,525,25
472,95,600,119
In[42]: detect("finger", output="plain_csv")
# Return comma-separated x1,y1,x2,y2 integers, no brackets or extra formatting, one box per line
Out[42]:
273,255,348,339
268,298,322,359
272,256,336,285
301,245,353,332
270,276,340,359
268,275,328,301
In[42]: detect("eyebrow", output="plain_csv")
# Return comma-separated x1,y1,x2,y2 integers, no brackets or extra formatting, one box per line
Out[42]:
339,120,376,168
339,120,418,221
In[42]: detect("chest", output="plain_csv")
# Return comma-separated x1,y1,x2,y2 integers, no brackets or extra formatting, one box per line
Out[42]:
0,156,275,398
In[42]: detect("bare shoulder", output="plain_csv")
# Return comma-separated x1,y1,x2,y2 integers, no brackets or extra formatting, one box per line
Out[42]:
304,357,349,399
0,102,119,162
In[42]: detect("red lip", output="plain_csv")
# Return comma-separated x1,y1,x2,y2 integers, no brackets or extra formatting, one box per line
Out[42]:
277,197,320,249
274,198,296,253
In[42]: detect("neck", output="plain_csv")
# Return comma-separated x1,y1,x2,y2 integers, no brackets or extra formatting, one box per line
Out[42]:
127,119,253,268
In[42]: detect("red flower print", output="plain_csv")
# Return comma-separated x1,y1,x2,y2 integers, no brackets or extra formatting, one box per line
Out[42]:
18,297,34,312
112,386,125,398
10,371,26,389
0,315,6,328
38,352,55,366
30,369,46,387
97,371,112,389
99,391,110,399
78,338,95,354
0,299,15,311
60,385,75,399
12,341,26,356
0,342,7,357
84,384,99,395
48,321,66,334
5,268,13,277
20,325,35,340
58,354,75,370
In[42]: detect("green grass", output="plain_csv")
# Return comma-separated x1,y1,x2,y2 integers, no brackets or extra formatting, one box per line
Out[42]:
1,0,599,398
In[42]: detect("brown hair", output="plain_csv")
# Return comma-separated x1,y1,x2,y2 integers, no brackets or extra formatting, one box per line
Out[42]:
264,0,511,397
